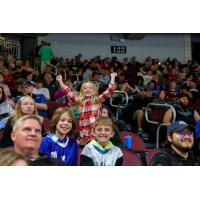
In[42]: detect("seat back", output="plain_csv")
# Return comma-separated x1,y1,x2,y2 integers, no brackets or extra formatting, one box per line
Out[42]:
122,149,143,166
193,98,200,114
120,131,146,152
0,129,3,141
146,148,161,166
47,101,66,118
78,146,83,166
42,118,50,134
150,109,166,123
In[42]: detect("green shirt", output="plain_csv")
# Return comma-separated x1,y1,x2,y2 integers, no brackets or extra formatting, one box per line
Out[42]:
39,45,53,61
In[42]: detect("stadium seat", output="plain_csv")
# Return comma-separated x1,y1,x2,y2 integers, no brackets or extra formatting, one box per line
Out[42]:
43,118,50,134
120,131,146,152
0,130,3,140
193,98,200,114
145,148,161,166
122,149,143,166
47,101,66,118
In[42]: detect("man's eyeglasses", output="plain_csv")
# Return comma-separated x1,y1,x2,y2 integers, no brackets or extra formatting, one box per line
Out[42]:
176,131,193,138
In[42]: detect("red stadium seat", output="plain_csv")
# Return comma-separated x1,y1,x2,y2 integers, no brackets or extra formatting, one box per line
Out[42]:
120,131,146,152
0,130,3,140
145,148,161,166
78,147,83,166
150,109,166,123
43,118,50,134
47,101,66,118
193,98,200,114
122,149,143,166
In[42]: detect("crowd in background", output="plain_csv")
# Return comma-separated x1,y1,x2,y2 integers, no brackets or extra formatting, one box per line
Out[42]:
0,40,200,166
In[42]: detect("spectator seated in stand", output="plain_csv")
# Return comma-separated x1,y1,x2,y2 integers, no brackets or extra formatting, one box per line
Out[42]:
0,95,49,148
11,115,65,166
15,80,48,118
33,77,50,101
151,121,199,166
80,117,123,166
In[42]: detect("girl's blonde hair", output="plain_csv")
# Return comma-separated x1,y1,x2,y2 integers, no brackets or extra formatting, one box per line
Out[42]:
50,107,76,137
0,149,28,166
78,81,99,104
12,95,38,122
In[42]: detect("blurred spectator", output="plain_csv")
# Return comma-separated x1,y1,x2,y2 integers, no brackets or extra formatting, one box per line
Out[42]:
0,149,28,166
0,86,14,121
163,93,200,126
33,78,50,101
38,42,53,74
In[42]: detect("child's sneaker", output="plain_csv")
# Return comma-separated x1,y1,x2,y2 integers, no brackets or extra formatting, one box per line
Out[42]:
137,128,144,135
137,128,149,140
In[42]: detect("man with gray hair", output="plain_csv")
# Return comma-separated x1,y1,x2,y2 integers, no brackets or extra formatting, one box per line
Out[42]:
11,115,64,166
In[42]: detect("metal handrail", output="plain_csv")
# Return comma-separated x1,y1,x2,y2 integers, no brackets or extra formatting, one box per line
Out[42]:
145,103,176,148
110,90,129,108
110,90,129,120
48,64,57,76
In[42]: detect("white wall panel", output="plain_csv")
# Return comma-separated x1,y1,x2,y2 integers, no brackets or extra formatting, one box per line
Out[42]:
42,33,190,63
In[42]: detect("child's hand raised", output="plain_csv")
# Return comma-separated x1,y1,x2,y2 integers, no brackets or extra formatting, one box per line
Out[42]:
110,72,117,84
56,75,65,87
110,72,118,78
56,75,63,83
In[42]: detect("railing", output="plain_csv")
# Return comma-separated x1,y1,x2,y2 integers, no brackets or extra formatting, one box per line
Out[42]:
0,36,20,58
110,90,129,120
145,103,176,148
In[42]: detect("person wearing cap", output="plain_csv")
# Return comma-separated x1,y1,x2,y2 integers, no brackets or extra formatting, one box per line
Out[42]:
99,67,110,89
163,93,200,126
151,121,199,166
16,80,48,118
33,78,50,101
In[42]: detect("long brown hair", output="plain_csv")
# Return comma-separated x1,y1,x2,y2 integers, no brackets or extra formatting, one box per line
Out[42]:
50,107,76,137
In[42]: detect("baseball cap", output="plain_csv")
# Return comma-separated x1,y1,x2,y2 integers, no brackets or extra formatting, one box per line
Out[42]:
167,121,194,134
139,86,147,91
22,80,35,87
34,77,42,83
178,93,189,99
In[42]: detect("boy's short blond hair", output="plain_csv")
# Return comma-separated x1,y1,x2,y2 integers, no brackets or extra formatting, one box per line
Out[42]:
92,117,113,132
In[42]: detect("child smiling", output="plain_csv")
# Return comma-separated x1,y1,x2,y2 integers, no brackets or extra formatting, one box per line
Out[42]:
80,117,123,166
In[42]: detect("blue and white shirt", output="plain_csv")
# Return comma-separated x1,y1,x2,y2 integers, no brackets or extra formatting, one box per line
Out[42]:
39,133,78,166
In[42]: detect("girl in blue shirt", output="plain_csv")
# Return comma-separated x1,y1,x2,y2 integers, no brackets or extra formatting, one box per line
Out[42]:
39,107,78,165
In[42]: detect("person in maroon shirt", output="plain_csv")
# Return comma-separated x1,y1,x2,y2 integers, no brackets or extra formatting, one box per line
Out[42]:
2,68,16,93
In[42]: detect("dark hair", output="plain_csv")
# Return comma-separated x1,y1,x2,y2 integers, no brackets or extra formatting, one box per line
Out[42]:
0,86,6,103
136,76,144,85
29,157,65,166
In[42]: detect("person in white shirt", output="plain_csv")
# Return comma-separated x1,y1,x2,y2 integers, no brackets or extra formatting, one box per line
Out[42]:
0,86,14,123
33,78,50,101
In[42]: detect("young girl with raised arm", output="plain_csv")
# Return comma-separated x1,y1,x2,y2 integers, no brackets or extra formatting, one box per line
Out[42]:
56,72,117,145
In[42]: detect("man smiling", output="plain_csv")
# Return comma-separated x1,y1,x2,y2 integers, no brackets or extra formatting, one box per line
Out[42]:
151,121,200,166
